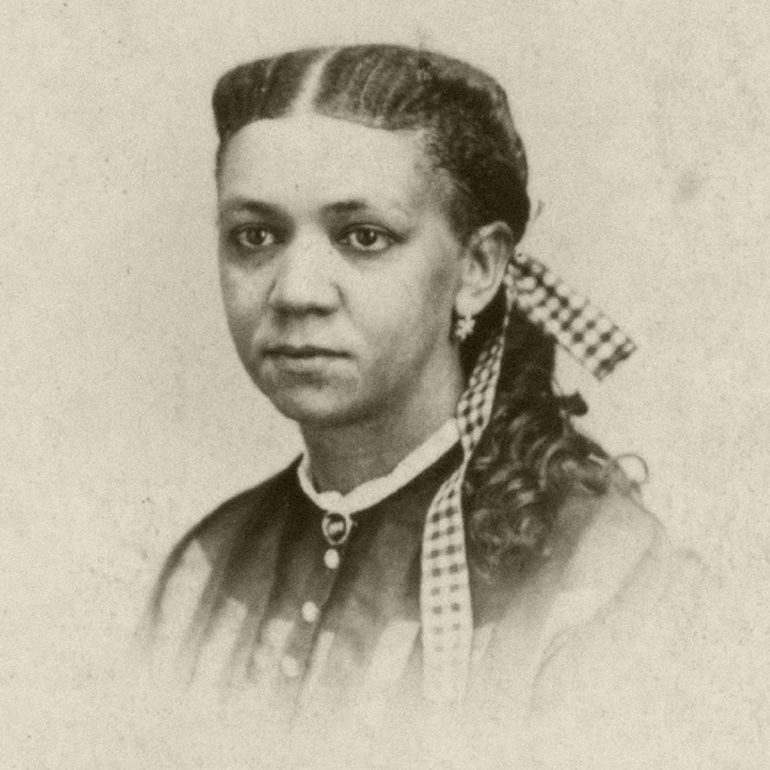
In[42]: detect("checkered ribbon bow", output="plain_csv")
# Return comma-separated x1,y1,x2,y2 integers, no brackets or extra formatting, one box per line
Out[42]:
420,252,636,706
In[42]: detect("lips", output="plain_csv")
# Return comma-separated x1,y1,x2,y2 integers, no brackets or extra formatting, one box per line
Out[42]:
265,344,347,359
262,345,350,376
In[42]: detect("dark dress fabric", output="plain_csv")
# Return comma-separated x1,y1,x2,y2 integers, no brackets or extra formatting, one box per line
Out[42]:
147,445,476,723
141,455,757,769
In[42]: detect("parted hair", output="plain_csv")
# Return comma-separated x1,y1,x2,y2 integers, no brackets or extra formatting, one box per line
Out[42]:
212,44,611,578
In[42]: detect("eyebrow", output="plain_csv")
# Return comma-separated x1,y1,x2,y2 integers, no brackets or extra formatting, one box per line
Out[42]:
321,199,413,225
321,200,370,216
218,198,287,220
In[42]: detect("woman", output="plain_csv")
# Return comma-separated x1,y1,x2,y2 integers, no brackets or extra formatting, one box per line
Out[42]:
144,44,712,768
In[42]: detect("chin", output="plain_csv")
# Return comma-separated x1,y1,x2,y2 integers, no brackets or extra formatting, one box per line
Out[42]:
267,389,366,429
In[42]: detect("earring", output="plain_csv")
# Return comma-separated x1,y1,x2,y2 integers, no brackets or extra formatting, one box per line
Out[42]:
454,312,476,343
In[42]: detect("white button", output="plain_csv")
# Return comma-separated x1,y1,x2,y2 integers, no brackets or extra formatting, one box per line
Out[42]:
280,656,300,679
324,548,340,569
301,601,320,623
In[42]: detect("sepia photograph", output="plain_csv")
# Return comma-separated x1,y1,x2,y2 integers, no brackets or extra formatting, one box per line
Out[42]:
2,1,769,767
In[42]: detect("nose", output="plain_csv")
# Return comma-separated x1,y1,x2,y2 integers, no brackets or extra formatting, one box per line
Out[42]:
268,233,340,315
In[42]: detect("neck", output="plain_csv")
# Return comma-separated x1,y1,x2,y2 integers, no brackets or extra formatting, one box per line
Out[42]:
301,357,464,494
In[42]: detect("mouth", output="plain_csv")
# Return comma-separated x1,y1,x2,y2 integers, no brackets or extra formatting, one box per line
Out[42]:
265,345,347,359
262,345,351,374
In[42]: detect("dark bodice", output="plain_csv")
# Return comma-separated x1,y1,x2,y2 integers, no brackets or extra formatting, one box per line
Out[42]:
142,454,734,769
148,445,497,725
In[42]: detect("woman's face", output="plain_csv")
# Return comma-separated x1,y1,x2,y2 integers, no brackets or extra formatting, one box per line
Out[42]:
216,113,465,428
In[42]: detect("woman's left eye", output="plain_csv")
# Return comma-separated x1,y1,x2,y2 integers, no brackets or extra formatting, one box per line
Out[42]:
339,226,395,253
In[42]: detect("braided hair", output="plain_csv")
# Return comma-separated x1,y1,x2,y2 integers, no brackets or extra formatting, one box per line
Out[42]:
212,44,611,578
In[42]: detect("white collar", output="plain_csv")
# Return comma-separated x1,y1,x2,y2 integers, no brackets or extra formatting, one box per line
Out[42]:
296,419,460,516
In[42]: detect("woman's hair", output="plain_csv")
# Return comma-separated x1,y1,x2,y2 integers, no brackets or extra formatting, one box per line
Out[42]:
213,45,529,243
212,44,611,578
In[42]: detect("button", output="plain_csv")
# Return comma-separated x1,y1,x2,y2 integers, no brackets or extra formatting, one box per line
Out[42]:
324,548,340,569
301,601,320,623
280,656,300,679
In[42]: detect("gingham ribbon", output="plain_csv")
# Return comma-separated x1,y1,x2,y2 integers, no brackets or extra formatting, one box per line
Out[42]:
420,252,636,706
510,252,637,380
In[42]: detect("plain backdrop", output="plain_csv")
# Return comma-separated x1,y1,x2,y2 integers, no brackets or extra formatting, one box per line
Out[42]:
2,0,769,766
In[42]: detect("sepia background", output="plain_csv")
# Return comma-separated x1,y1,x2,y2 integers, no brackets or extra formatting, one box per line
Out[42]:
2,0,769,766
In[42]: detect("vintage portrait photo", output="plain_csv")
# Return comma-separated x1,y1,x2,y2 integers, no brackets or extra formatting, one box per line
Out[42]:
3,1,769,768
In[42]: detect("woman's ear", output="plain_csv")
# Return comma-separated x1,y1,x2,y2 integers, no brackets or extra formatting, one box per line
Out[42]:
454,222,512,318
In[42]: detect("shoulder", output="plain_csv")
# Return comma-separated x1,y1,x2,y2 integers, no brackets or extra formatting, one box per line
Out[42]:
194,460,300,554
551,473,675,602
524,484,759,767
481,478,729,764
141,460,300,653
537,473,706,649
483,473,703,689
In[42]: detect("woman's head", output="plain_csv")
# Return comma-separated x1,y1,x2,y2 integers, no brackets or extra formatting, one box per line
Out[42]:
214,45,530,430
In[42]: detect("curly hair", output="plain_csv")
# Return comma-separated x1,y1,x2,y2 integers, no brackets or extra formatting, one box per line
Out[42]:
461,295,611,579
212,44,613,577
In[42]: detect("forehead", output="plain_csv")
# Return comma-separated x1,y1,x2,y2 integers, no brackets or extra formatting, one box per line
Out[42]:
217,113,445,211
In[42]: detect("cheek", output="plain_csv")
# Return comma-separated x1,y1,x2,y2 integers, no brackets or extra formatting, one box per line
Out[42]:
219,266,264,349
405,248,460,327
357,255,458,353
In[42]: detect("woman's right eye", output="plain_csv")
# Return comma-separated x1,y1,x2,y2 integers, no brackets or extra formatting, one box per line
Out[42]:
230,225,278,251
